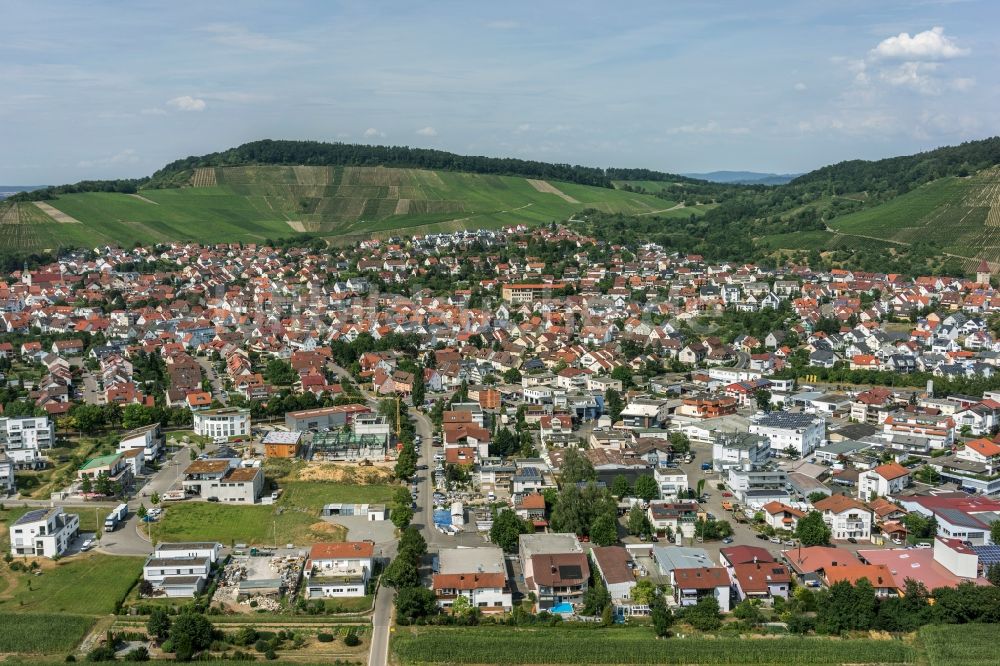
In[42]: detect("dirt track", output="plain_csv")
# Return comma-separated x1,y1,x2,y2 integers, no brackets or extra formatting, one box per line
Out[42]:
526,179,580,203
34,201,81,223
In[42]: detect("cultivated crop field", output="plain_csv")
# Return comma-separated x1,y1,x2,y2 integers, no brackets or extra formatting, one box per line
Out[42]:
0,613,95,653
0,201,67,252
0,166,668,253
919,624,998,666
391,626,917,665
828,169,1000,261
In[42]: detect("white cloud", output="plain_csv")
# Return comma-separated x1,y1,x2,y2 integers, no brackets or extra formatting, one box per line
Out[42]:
416,126,437,137
872,26,969,60
793,82,807,91
879,61,943,94
167,96,207,112
199,24,307,53
78,148,140,169
140,107,168,116
363,127,385,138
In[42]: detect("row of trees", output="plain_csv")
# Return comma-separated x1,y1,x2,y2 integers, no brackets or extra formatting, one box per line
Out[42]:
150,139,617,189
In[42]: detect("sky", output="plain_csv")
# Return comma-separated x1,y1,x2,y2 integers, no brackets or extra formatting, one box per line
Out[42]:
1,0,998,184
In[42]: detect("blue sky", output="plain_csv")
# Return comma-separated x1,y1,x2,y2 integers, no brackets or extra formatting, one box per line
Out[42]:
1,0,997,183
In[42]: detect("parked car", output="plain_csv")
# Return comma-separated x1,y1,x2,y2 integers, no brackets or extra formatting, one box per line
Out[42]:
756,533,770,541
847,537,858,544
721,537,734,544
915,542,932,549
80,538,94,551
721,491,733,498
769,536,781,544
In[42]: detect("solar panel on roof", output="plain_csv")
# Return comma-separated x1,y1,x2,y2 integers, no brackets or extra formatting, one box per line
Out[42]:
558,565,583,579
972,545,1000,566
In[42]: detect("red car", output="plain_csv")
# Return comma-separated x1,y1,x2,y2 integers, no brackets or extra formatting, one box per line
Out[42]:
722,491,733,497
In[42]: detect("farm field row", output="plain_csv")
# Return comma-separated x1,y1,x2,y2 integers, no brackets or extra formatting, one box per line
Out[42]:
391,625,918,665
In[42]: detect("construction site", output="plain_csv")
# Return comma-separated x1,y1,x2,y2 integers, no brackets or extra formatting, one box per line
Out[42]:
213,549,307,612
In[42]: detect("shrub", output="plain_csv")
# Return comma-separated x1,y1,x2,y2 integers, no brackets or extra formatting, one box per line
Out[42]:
255,639,270,653
344,633,361,647
85,645,116,662
125,646,149,662
317,633,335,643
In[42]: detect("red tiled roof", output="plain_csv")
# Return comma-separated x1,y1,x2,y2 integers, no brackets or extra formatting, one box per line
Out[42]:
309,542,374,560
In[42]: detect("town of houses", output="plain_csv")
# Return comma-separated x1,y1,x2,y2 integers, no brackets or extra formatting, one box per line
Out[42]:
3,224,1000,622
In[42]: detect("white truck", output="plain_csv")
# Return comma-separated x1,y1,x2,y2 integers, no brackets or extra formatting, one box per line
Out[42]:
104,503,128,532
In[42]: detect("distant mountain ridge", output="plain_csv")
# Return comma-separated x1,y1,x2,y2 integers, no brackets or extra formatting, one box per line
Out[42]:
0,186,46,200
682,171,800,185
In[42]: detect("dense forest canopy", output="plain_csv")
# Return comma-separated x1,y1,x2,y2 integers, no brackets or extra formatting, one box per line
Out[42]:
791,136,1000,200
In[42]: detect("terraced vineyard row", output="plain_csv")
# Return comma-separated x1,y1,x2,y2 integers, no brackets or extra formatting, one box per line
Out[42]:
827,169,1000,261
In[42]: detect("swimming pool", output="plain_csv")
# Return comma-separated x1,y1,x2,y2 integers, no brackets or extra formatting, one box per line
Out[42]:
550,602,574,614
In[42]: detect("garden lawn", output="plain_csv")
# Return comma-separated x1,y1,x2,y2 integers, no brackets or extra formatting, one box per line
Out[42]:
0,553,143,615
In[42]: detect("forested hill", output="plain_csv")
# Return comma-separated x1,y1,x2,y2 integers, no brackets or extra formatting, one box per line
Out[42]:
791,137,1000,200
148,140,703,190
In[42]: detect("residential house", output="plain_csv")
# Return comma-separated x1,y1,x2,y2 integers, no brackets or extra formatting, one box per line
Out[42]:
671,567,731,612
433,547,512,613
304,542,375,598
748,411,825,457
813,494,873,541
8,507,79,558
857,463,911,500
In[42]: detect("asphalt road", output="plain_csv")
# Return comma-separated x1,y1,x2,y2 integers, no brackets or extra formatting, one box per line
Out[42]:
15,444,195,556
368,583,395,666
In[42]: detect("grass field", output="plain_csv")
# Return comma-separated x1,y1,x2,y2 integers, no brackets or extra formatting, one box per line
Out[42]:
0,612,96,653
0,165,669,253
0,553,142,615
391,626,917,665
278,481,395,513
153,500,343,546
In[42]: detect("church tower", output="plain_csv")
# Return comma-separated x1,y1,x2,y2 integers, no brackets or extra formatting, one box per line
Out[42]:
976,259,991,286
